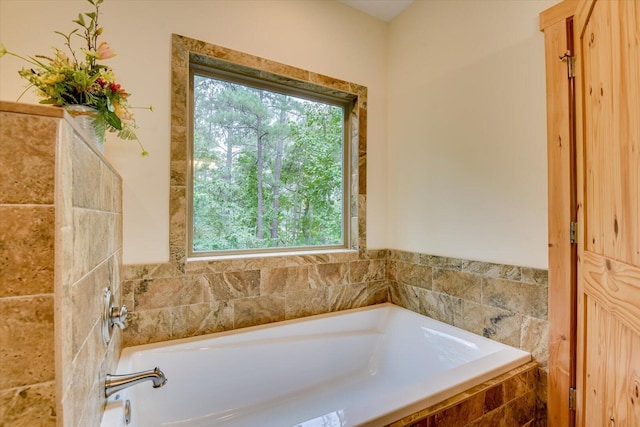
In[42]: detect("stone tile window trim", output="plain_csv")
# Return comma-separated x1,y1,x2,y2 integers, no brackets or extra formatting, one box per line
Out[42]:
170,34,367,264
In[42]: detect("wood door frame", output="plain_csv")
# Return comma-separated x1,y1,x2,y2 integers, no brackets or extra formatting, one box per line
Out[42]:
540,1,579,425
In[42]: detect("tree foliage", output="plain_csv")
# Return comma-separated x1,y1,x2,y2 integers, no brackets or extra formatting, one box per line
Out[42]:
192,74,344,252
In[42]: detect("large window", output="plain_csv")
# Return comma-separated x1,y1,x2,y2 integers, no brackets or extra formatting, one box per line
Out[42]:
189,65,352,257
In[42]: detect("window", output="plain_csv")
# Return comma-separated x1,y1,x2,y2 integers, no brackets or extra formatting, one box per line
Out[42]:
188,60,354,257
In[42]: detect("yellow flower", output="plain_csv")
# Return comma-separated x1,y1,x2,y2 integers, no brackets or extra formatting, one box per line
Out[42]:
96,42,116,60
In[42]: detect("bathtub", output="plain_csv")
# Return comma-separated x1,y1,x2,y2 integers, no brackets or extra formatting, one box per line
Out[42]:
101,303,531,426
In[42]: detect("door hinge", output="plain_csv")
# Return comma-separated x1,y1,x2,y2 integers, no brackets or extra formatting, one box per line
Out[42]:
569,387,577,410
570,222,578,244
559,51,576,78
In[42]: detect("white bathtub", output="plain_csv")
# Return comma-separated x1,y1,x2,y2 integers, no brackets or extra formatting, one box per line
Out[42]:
101,303,530,427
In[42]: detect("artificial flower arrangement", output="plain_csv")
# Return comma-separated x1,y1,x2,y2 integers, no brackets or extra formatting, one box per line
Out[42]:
0,0,149,155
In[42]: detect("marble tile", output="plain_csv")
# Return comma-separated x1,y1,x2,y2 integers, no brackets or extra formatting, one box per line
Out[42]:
504,391,536,426
0,112,57,205
71,134,102,209
368,281,390,305
234,295,285,329
463,260,522,281
170,160,187,186
430,391,484,426
483,278,548,319
521,268,549,285
308,72,351,92
123,308,172,346
534,368,548,427
503,369,535,400
134,277,204,310
466,407,508,427
169,186,186,247
260,266,309,295
0,206,55,297
71,209,119,283
395,261,432,289
171,301,234,339
68,321,106,427
327,283,370,311
349,259,385,283
308,263,349,288
422,290,464,327
390,362,538,427
390,282,426,315
0,296,55,389
461,300,522,347
124,262,184,280
432,269,481,303
170,125,187,161
261,60,309,82
285,288,330,320
520,317,549,366
422,255,463,270
484,384,505,413
71,260,112,356
388,249,422,264
0,381,56,426
202,270,260,301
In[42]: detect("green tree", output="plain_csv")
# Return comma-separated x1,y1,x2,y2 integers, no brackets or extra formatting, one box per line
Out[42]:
192,73,344,252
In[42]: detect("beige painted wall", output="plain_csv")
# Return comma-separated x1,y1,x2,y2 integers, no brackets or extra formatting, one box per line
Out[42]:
387,0,558,269
0,0,556,269
0,0,389,264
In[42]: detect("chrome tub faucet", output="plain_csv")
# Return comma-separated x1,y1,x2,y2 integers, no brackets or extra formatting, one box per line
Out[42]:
105,367,168,398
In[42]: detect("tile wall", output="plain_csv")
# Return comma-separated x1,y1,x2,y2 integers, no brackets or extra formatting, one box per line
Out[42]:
122,249,549,425
390,361,539,427
387,250,549,427
121,250,388,346
0,102,123,427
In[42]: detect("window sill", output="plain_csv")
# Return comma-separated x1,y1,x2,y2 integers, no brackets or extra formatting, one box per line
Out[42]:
186,248,358,263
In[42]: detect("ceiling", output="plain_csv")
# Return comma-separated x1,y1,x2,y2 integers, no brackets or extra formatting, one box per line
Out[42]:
337,0,414,22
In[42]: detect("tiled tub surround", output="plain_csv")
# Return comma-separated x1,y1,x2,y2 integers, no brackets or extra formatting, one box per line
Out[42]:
121,251,389,346
387,249,549,426
0,102,123,426
122,250,548,426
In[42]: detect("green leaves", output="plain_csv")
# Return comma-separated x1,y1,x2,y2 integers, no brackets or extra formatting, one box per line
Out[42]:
104,109,122,130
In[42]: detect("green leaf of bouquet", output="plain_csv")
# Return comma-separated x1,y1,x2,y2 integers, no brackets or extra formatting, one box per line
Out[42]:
105,110,122,130
39,99,57,104
75,13,86,27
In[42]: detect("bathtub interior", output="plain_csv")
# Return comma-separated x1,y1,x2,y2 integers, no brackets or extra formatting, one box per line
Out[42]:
101,303,531,427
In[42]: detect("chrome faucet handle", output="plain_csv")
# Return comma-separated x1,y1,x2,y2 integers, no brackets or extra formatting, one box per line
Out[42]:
110,304,128,329
103,287,128,345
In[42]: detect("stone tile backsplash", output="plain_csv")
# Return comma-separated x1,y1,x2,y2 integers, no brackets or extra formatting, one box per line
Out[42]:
122,252,389,346
123,249,548,370
387,250,548,361
387,249,549,427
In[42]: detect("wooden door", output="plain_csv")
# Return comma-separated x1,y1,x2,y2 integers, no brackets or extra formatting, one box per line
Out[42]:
574,0,640,426
541,2,578,424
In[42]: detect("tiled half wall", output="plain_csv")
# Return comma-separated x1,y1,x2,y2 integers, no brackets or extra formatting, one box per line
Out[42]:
0,102,123,427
